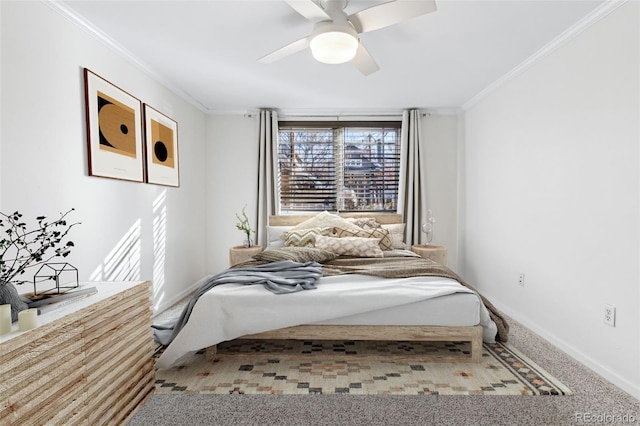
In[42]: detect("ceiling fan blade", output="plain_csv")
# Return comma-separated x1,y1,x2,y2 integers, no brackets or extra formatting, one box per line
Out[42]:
351,43,379,76
285,0,330,23
258,37,310,64
349,0,437,34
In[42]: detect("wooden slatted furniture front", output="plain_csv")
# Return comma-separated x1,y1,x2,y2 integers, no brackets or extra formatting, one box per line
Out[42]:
0,281,154,426
206,324,483,363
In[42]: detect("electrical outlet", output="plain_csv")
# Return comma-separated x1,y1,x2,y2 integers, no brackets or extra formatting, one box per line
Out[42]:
603,304,616,327
518,273,525,287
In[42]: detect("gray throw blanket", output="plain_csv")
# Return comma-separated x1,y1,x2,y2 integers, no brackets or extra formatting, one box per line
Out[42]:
152,260,322,346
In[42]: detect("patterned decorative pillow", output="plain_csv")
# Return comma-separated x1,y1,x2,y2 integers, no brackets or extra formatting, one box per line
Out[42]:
381,223,407,250
333,227,392,251
315,235,384,258
283,227,333,247
345,217,382,229
253,247,338,263
290,211,362,232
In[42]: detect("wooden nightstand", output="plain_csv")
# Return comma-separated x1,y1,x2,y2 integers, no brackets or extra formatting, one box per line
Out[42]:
411,244,448,267
229,245,262,267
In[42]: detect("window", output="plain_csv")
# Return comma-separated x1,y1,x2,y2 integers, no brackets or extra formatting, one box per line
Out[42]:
278,121,401,212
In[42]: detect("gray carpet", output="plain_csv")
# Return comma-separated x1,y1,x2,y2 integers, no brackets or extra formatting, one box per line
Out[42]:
129,310,639,425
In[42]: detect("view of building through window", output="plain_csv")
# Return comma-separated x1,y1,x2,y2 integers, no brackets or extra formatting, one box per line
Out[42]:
278,122,401,212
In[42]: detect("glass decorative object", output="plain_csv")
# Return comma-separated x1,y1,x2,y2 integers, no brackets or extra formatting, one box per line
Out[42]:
33,262,79,295
421,209,435,245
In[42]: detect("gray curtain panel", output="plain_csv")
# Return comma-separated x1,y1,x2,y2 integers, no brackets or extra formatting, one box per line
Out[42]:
398,109,428,246
256,109,279,248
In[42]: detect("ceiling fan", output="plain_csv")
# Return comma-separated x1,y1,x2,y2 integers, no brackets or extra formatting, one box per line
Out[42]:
258,0,437,76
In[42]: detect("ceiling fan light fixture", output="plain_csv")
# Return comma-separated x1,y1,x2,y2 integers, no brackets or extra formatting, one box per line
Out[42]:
310,25,358,65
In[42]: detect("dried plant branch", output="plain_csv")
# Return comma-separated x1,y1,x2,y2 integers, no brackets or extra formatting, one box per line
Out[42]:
0,208,80,286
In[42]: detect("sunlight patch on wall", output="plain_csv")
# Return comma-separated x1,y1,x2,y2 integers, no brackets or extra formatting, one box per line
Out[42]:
152,190,167,312
89,219,142,282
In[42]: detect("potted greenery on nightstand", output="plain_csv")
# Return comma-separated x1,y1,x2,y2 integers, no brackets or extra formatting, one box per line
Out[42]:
0,209,79,322
235,205,255,248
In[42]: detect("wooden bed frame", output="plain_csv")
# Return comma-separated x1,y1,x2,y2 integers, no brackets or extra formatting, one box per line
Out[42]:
206,213,483,363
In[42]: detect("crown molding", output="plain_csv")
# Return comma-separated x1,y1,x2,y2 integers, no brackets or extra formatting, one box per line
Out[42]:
44,0,209,113
44,0,622,117
461,0,628,111
428,108,463,117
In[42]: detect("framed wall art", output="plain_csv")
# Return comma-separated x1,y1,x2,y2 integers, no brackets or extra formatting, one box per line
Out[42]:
144,104,180,187
84,68,144,182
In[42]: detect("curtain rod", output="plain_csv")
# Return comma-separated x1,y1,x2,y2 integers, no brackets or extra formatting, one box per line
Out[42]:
244,111,430,119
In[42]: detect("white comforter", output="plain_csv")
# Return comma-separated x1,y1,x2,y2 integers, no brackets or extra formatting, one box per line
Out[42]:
155,273,497,369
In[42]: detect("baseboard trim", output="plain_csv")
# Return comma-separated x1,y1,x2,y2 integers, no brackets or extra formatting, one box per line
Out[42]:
495,300,640,400
151,277,207,318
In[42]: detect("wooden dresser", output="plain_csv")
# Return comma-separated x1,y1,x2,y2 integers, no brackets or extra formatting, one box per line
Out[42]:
0,281,154,425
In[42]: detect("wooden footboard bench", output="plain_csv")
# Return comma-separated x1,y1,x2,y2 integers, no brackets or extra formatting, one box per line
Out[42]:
205,324,483,363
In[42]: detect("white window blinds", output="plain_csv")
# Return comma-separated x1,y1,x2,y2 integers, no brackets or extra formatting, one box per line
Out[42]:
278,121,401,212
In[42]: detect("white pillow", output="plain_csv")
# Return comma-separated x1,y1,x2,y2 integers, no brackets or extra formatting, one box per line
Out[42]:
315,235,384,258
266,226,293,249
381,223,407,250
290,211,362,233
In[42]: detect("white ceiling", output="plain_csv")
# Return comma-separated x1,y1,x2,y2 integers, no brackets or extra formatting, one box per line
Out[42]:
59,0,606,114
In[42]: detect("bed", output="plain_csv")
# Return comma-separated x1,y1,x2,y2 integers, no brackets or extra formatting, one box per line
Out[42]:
154,212,508,369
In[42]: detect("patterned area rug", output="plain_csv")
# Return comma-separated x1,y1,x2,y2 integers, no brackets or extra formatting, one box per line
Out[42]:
155,340,572,396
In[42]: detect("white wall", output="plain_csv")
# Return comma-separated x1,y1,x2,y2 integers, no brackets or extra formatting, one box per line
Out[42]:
460,1,639,398
204,113,460,272
422,113,460,268
0,1,209,314
0,0,462,316
205,114,259,274
6,2,636,399
0,0,2,206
